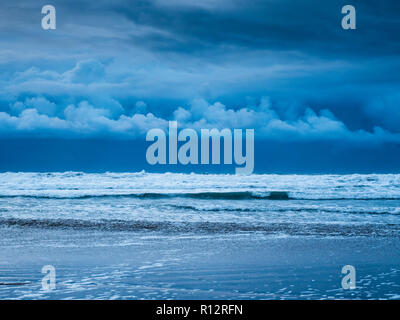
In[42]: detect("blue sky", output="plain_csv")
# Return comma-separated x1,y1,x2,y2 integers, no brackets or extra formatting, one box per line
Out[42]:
0,0,399,172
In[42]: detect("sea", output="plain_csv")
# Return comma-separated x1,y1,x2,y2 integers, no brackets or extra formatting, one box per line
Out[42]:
0,172,399,299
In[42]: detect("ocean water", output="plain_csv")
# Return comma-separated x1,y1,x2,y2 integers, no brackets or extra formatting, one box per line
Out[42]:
0,172,399,299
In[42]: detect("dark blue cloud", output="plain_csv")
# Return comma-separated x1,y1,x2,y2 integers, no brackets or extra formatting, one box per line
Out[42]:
0,0,399,172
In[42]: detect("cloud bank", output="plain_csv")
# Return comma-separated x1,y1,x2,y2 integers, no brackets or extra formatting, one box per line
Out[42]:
0,59,399,144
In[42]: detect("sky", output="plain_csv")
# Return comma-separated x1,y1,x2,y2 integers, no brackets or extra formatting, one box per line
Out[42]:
0,0,399,173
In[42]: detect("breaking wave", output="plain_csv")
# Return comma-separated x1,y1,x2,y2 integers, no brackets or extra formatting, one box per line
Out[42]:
1,191,400,201
1,217,400,237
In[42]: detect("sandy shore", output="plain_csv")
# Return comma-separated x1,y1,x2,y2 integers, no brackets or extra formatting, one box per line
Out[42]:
1,226,399,300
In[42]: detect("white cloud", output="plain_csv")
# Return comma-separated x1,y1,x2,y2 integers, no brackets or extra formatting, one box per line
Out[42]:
2,96,397,143
63,60,106,84
10,96,57,116
0,61,399,143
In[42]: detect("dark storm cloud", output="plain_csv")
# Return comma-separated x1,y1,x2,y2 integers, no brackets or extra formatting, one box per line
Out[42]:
114,0,400,58
3,0,399,57
0,0,399,140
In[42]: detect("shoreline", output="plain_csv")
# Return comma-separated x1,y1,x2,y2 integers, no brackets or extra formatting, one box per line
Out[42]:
1,227,399,300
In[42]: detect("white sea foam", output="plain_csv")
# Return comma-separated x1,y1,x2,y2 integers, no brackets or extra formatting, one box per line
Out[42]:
0,172,399,200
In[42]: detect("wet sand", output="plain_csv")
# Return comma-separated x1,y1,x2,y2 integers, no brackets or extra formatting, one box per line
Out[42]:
1,226,399,300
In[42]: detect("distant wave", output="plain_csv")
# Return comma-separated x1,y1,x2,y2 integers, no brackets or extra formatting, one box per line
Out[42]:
165,204,260,212
0,191,290,200
1,191,400,201
1,217,399,237
165,204,399,215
